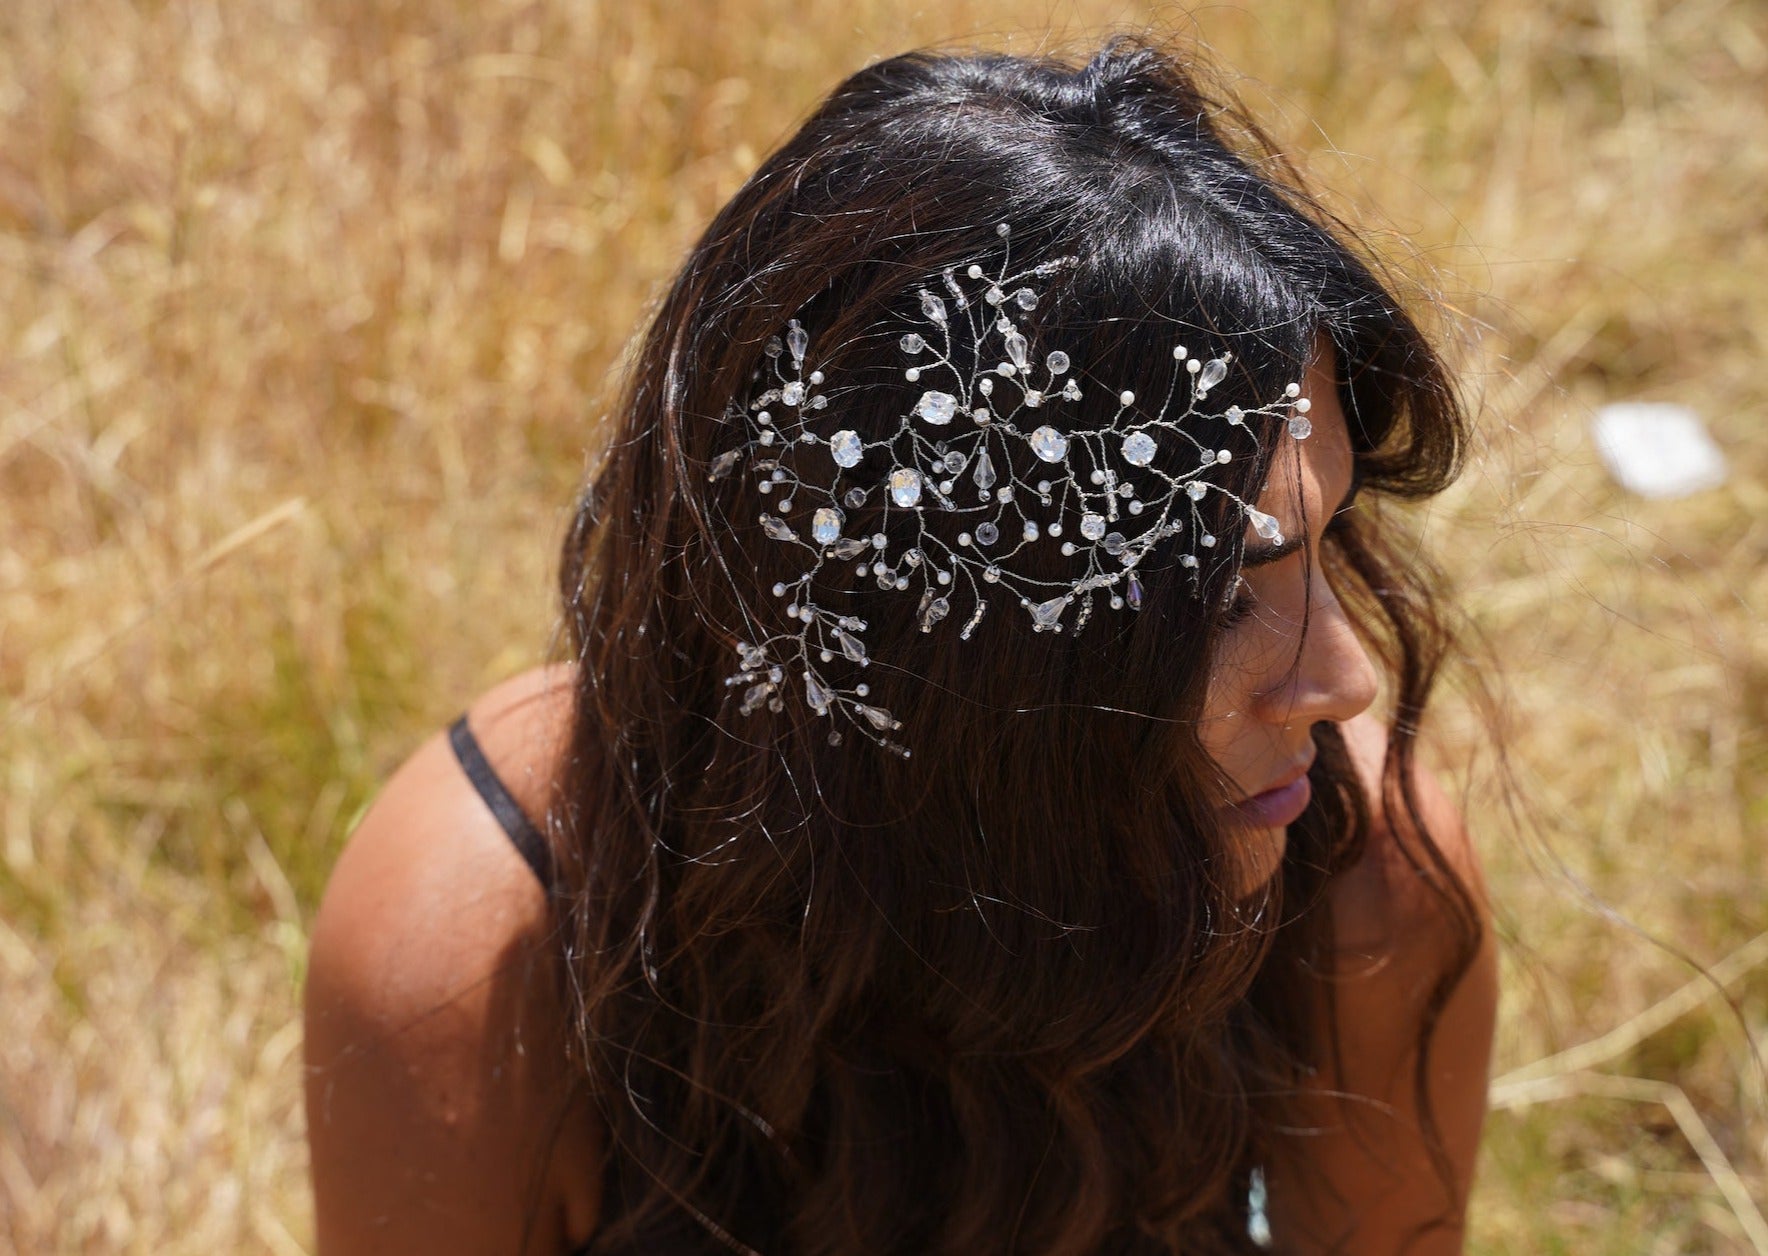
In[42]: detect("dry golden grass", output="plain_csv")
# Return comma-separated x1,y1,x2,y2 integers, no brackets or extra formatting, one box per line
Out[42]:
1,0,1763,1251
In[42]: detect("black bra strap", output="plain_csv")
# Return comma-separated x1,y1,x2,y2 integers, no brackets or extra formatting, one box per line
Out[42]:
448,715,556,893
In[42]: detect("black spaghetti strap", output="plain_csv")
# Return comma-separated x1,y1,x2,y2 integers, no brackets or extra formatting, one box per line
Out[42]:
448,714,556,893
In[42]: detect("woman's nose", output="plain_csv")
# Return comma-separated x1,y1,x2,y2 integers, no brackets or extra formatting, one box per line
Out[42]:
1250,586,1378,728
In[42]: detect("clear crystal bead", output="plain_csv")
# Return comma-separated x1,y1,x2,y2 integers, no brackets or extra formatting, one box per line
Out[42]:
804,672,832,715
1102,532,1126,556
972,449,996,491
900,333,925,355
760,514,795,542
974,521,999,546
830,537,868,558
889,467,922,507
830,430,863,468
812,506,844,545
708,448,742,479
914,390,957,425
1029,596,1066,631
1062,380,1082,402
1080,513,1106,540
1288,414,1313,441
1246,507,1284,542
844,486,867,508
1013,287,1036,310
943,450,966,473
786,322,809,363
1046,350,1069,374
857,704,898,731
919,290,947,325
1029,426,1068,462
781,380,805,406
1004,330,1029,371
1121,431,1156,466
1198,357,1228,392
835,628,867,663
917,593,950,632
1187,481,1208,501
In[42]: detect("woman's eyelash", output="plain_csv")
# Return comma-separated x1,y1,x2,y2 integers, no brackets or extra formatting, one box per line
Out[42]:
1219,579,1257,628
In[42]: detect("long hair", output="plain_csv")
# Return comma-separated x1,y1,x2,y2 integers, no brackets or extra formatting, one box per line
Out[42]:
552,37,1475,1255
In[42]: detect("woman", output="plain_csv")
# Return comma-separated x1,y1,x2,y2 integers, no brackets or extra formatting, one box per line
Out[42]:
304,38,1496,1255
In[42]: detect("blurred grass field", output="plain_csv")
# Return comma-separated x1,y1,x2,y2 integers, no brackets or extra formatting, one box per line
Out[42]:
2,0,1765,1251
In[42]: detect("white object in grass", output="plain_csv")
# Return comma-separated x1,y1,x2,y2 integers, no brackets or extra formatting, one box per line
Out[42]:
1590,402,1728,500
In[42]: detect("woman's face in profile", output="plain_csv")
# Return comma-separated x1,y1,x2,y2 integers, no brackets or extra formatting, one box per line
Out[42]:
1199,350,1376,891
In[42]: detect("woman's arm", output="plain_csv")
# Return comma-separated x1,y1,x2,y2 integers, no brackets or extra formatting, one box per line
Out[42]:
1263,713,1499,1254
303,669,600,1254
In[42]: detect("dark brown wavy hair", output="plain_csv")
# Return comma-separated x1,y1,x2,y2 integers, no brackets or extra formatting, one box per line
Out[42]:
551,37,1478,1255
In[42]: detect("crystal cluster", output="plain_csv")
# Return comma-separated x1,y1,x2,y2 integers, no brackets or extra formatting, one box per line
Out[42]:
709,225,1310,756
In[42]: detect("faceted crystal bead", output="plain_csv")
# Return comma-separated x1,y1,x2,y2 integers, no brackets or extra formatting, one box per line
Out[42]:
1013,287,1037,310
900,333,926,355
857,704,899,731
972,449,996,491
889,468,923,507
1102,532,1126,556
708,449,742,479
1288,415,1313,441
1186,481,1208,501
974,521,999,546
760,514,796,542
1126,574,1145,610
1246,507,1284,542
786,322,809,363
942,450,967,473
1004,330,1029,371
1080,513,1106,540
804,672,832,715
914,390,958,426
920,290,947,325
829,537,869,558
1046,350,1069,374
1029,426,1068,462
812,506,844,545
917,593,950,632
844,486,867,508
831,430,863,468
1029,596,1066,631
1062,380,1083,402
781,380,805,406
1121,431,1156,466
1198,357,1228,392
834,628,867,663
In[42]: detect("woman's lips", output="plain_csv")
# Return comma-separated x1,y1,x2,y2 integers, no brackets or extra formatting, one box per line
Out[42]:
1226,770,1313,829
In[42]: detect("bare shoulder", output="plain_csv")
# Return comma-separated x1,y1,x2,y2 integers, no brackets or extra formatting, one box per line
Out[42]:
304,664,598,1254
1260,712,1498,1252
1331,711,1490,963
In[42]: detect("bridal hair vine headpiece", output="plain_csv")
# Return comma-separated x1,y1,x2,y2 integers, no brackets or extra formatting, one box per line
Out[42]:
708,223,1314,757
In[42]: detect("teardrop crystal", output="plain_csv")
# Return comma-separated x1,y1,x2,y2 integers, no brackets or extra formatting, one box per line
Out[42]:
972,448,996,491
